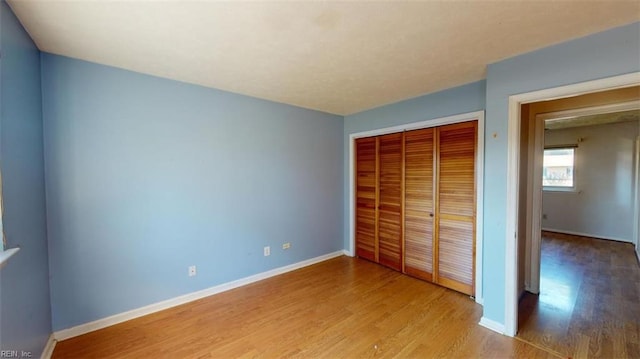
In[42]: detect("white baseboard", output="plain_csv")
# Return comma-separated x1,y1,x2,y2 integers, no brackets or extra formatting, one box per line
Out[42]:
542,228,631,243
54,250,345,341
478,317,506,335
40,334,56,359
342,249,354,257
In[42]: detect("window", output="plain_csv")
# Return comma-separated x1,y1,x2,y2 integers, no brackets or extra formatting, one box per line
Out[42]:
543,147,575,190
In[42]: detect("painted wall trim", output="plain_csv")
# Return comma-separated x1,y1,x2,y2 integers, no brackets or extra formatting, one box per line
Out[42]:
524,114,542,295
348,110,485,304
478,316,505,335
476,114,486,305
634,136,640,257
504,71,640,337
504,96,521,338
53,250,345,341
541,228,631,243
342,249,354,257
40,335,56,359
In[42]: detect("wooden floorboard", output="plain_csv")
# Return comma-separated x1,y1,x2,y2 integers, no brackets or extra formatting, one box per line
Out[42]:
53,256,560,358
518,232,640,359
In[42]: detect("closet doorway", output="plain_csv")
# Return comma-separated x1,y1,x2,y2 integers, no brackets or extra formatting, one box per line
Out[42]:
348,111,484,301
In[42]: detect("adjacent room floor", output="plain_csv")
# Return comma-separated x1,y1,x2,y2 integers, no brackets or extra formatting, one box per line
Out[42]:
518,232,640,359
53,256,558,358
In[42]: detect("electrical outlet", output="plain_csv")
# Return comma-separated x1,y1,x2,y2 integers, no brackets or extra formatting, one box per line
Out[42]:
264,246,270,256
188,265,197,277
282,242,291,249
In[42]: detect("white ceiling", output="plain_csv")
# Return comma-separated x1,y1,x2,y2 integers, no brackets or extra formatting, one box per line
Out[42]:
7,1,640,115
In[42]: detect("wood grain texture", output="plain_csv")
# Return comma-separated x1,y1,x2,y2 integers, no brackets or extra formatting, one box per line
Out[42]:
53,257,560,359
355,137,377,262
518,232,640,359
375,137,380,262
436,121,476,295
355,120,477,296
403,128,435,281
377,132,403,271
438,218,474,294
437,122,476,217
400,133,406,274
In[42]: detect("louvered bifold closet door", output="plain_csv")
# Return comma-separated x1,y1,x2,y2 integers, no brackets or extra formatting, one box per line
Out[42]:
436,121,477,296
377,133,403,271
403,128,435,281
355,137,378,262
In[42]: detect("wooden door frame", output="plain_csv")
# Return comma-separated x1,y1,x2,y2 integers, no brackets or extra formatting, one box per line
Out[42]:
635,135,640,262
525,100,640,295
348,110,485,305
504,72,640,337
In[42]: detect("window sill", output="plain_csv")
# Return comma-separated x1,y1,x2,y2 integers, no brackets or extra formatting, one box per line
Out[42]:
0,247,20,270
543,187,579,193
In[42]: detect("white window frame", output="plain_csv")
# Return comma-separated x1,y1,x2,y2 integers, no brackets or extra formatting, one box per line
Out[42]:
0,173,20,269
542,145,578,192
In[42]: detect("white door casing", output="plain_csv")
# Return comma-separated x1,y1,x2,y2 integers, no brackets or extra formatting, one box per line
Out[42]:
505,72,640,337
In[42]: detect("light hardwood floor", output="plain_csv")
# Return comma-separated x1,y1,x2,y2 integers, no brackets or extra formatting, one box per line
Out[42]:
53,256,559,358
518,232,640,359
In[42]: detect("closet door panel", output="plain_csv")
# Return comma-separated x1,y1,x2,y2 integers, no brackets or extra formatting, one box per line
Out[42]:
355,137,378,262
403,128,434,281
436,121,477,295
438,129,475,217
437,218,474,293
378,133,403,271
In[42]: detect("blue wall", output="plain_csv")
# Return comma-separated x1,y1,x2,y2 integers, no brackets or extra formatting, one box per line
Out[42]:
2,4,638,342
482,21,640,325
343,81,486,250
41,54,344,331
0,1,52,356
342,21,640,330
